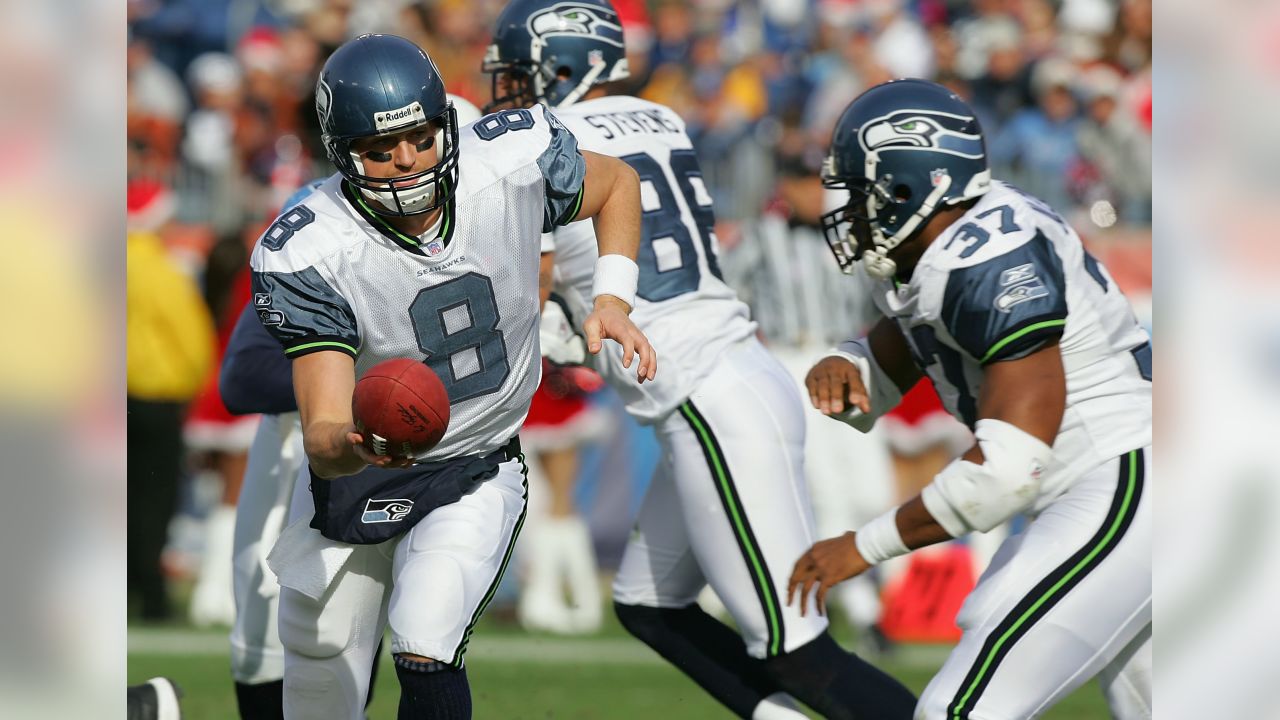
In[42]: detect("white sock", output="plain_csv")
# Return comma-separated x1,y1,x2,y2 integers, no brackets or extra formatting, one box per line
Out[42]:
551,515,601,632
190,504,237,627
518,518,573,633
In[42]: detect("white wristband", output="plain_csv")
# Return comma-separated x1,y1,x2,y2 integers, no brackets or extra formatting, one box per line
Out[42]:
592,254,638,308
854,507,909,566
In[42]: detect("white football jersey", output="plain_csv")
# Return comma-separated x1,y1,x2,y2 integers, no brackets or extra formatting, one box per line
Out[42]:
549,95,757,422
252,104,587,460
871,181,1152,506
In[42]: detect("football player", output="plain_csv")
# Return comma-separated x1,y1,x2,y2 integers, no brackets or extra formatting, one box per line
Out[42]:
789,79,1152,719
223,93,483,720
484,3,917,718
250,34,654,720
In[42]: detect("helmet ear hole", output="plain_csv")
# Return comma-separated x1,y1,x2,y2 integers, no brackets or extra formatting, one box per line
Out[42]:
893,184,913,202
556,65,573,81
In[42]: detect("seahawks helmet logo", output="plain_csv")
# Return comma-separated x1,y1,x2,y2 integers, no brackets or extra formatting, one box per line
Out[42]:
316,77,333,132
527,3,624,47
859,110,984,159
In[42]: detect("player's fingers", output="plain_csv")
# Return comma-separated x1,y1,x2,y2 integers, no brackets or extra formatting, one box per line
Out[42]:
800,577,820,617
787,561,808,607
816,582,830,617
636,336,656,382
814,374,834,414
584,317,603,354
354,445,386,466
791,566,813,616
619,331,635,369
850,392,871,414
805,373,822,410
843,372,871,413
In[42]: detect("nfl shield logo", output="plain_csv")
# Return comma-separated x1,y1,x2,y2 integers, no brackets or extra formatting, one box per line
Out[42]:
425,240,444,256
930,168,950,187
588,49,604,66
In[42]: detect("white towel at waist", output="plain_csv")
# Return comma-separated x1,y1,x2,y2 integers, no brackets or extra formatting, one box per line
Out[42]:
266,519,355,601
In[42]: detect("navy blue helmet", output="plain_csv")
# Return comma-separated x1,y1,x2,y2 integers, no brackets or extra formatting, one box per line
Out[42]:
821,79,991,279
316,34,459,216
483,0,630,111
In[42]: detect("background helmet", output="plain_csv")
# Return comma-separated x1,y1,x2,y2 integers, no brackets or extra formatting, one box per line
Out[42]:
281,178,326,213
316,34,459,216
448,93,483,126
483,0,630,110
821,78,991,279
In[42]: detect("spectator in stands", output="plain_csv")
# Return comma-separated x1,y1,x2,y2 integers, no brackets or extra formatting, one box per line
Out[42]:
989,57,1082,212
966,20,1033,133
126,179,217,621
1076,66,1152,223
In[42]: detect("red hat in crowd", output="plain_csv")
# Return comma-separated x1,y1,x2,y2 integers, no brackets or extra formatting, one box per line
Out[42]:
127,177,176,232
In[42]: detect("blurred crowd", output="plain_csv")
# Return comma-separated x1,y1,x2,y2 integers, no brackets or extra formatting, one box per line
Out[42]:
126,0,1152,630
128,0,1151,239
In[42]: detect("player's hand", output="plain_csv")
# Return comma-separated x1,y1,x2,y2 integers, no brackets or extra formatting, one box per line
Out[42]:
787,532,870,617
805,356,870,416
583,295,658,383
346,430,415,470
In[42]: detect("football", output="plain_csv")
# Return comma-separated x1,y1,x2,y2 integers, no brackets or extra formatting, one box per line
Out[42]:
351,358,450,457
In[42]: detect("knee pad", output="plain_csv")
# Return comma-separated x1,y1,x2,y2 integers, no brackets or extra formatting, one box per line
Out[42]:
230,640,285,685
389,552,467,654
278,588,356,660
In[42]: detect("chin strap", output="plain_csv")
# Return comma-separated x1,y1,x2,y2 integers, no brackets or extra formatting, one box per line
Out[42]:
555,62,607,109
859,172,953,280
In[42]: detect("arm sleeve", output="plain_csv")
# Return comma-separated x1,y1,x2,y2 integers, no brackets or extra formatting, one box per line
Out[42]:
219,304,298,415
536,107,587,232
942,230,1068,364
250,266,360,359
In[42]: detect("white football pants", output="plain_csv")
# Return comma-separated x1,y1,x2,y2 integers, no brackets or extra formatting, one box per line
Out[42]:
613,337,829,658
772,345,897,627
231,412,304,685
916,447,1152,719
277,456,528,720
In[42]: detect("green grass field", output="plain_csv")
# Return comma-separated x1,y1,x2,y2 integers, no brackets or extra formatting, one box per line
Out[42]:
128,610,1111,718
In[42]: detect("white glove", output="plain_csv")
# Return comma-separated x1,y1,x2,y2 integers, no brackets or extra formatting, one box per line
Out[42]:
540,296,587,366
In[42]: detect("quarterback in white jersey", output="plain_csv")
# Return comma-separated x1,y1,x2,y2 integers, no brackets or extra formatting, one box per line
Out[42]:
790,79,1151,719
486,2,918,719
225,99,484,719
250,34,652,720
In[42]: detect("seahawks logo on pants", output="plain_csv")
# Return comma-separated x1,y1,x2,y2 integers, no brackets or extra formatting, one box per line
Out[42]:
362,498,415,523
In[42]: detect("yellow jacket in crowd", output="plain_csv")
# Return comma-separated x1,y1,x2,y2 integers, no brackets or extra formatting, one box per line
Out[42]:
127,230,215,401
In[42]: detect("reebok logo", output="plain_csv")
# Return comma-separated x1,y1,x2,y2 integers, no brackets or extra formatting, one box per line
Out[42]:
1000,263,1038,287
